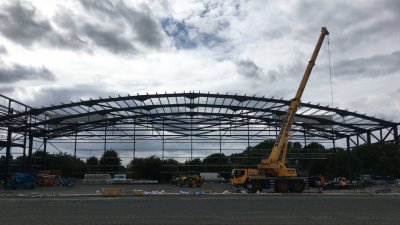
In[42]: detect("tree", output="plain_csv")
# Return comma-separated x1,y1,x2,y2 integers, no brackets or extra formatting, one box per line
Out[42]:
203,153,228,165
203,153,230,175
100,149,122,173
185,158,203,172
352,143,400,177
46,152,79,177
128,156,162,180
127,156,181,182
304,142,325,151
292,142,302,150
161,159,180,181
86,156,99,173
241,139,275,166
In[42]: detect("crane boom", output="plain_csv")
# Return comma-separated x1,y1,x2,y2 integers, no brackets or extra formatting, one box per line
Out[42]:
258,27,329,176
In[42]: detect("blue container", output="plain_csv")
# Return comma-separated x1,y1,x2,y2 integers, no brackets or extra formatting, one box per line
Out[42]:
8,172,37,190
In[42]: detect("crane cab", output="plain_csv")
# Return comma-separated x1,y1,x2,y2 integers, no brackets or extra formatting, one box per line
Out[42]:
230,168,259,186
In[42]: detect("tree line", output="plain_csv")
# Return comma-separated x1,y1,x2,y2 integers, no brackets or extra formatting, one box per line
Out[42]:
2,140,399,181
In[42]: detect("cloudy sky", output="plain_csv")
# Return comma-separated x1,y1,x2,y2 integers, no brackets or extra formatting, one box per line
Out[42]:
1,0,399,123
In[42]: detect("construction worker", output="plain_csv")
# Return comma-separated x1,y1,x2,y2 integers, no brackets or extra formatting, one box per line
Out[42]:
340,177,347,188
317,174,324,193
320,175,325,186
317,180,322,193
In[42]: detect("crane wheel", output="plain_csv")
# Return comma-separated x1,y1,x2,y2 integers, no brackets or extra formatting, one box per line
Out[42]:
291,181,305,193
252,183,263,193
277,181,289,193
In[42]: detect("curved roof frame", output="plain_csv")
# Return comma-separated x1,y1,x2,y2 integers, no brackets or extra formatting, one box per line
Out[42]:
1,92,398,143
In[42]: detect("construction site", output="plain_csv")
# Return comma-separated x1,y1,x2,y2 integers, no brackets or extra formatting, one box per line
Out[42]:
1,21,400,224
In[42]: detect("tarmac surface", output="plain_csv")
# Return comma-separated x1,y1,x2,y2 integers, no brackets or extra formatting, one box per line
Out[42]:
1,182,400,225
0,195,399,225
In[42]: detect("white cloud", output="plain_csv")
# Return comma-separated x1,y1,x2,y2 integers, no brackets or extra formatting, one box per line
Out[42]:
0,0,398,117
1,0,399,159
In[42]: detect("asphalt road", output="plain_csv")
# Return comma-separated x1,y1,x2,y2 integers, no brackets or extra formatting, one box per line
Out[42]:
0,195,399,225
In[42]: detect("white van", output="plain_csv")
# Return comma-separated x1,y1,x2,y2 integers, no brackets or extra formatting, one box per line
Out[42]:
200,173,226,183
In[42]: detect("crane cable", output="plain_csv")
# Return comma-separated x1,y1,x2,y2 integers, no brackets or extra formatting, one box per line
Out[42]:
327,33,337,148
327,35,334,108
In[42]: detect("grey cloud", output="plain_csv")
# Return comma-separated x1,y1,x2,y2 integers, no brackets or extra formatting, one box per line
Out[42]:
0,2,142,54
292,1,400,53
82,24,137,54
263,26,292,41
121,7,163,48
236,59,264,79
0,44,7,54
53,11,78,31
54,10,134,54
46,33,88,50
0,2,86,50
0,86,14,93
26,84,116,107
334,51,400,77
0,64,55,83
80,0,164,48
0,1,51,46
264,48,319,80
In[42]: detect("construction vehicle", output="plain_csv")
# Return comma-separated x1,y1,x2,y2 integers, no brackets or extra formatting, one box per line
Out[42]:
36,170,62,186
36,170,73,187
177,171,203,187
4,172,36,190
231,27,329,193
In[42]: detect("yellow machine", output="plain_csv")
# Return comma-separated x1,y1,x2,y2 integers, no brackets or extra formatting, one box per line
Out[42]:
177,171,203,188
231,27,329,193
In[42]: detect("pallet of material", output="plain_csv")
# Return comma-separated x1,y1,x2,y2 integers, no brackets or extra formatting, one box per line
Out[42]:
83,174,111,184
110,179,133,184
101,188,122,197
132,190,144,196
133,180,158,184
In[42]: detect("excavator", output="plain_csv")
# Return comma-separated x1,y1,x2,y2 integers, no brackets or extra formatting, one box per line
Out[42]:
231,27,329,193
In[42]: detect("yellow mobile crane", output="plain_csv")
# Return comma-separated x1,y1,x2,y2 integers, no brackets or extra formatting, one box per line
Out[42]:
231,27,329,193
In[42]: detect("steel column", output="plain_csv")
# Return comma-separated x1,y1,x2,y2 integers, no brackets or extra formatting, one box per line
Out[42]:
104,125,107,153
73,132,77,178
4,128,12,182
190,116,193,160
28,134,33,169
303,128,308,174
332,139,337,177
247,123,250,165
22,130,27,168
162,118,165,160
220,121,222,176
133,123,136,160
346,136,352,183
42,137,47,168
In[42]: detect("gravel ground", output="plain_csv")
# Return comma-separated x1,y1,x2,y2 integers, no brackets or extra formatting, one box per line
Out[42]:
0,182,235,196
1,181,399,197
0,195,399,225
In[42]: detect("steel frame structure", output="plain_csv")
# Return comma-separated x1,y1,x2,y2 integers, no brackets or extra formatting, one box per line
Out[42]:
1,92,399,181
